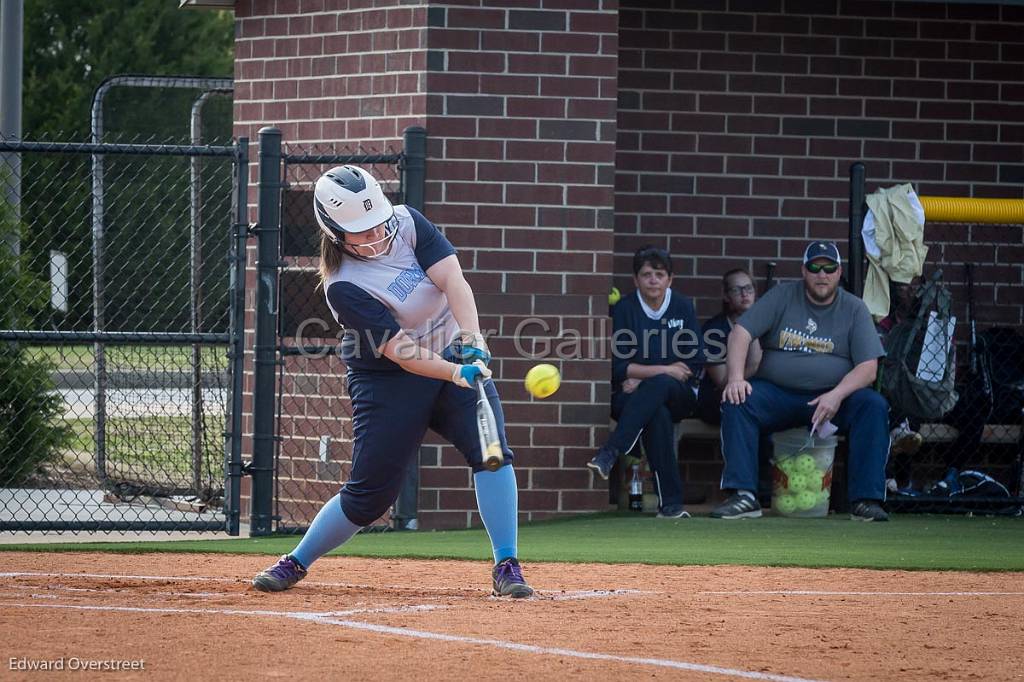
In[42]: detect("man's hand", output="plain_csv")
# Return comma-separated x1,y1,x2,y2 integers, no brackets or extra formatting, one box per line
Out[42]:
662,362,692,383
621,378,641,394
722,379,752,404
807,390,842,428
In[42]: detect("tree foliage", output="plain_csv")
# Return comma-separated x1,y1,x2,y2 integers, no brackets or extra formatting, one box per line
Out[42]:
16,1,236,333
0,198,68,487
23,0,234,137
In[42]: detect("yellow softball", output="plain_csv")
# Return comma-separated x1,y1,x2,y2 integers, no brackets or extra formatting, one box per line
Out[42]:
524,363,561,399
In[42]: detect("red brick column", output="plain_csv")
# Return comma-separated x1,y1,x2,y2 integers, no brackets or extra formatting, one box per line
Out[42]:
416,4,620,527
232,1,619,528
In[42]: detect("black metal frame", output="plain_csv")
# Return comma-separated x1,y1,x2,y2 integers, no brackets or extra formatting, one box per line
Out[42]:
847,164,1024,515
249,126,426,536
0,136,249,533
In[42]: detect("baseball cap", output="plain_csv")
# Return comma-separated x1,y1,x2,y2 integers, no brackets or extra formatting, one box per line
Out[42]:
803,240,841,266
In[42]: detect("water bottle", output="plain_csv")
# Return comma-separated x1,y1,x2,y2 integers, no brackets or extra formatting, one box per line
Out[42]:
629,464,643,512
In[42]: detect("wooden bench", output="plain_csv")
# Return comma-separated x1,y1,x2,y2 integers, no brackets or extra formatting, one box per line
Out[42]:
918,423,1021,445
610,416,1023,507
673,419,1022,445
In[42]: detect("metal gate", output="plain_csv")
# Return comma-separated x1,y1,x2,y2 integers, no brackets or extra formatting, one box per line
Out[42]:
247,126,425,535
0,135,248,533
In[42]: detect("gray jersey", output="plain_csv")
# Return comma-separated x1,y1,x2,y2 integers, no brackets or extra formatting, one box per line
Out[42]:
737,280,884,392
324,205,458,371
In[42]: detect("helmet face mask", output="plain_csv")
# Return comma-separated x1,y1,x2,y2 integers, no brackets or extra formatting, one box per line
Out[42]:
339,217,397,260
313,165,395,257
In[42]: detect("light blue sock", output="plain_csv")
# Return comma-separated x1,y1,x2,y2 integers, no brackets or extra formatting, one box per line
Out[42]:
473,466,519,564
290,493,363,569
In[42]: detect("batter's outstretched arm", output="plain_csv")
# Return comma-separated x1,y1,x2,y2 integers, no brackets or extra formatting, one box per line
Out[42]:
381,330,460,381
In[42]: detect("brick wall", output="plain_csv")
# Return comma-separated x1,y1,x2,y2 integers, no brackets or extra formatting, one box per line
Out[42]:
417,3,620,527
615,1,1024,501
616,0,1024,313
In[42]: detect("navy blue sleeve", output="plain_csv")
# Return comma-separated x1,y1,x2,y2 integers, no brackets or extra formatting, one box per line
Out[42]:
408,207,456,271
326,281,401,354
678,296,705,374
610,299,635,386
702,315,730,367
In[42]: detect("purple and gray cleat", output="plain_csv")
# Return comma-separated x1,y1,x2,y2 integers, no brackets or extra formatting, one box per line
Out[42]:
492,557,533,598
252,554,308,592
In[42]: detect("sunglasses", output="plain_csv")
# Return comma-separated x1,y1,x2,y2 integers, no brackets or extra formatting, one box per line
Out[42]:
806,262,839,274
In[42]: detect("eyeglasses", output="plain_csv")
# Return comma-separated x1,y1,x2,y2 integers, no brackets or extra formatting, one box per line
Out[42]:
726,284,755,296
806,262,839,274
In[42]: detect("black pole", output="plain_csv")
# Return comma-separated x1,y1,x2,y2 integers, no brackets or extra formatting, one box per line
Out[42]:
225,136,249,537
848,162,866,296
251,127,282,536
393,126,427,529
401,126,427,212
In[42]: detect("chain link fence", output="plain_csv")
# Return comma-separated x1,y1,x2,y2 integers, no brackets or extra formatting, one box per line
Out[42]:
1,133,247,532
271,141,408,533
883,225,1024,513
850,169,1024,514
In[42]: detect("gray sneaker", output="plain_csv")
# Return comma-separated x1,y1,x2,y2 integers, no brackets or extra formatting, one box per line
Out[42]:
850,500,889,522
710,494,762,519
253,554,308,592
492,557,533,598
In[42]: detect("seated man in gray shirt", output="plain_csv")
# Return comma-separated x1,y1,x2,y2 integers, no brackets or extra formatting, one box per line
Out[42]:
711,241,890,522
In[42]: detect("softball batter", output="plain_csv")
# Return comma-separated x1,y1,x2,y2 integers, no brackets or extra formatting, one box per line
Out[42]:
253,165,532,598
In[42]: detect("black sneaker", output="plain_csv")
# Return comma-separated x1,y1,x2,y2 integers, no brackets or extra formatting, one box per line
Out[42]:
586,445,620,480
709,494,762,519
656,504,691,519
850,500,889,522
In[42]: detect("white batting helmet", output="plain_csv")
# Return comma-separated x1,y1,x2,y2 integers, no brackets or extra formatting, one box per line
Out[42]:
313,165,395,240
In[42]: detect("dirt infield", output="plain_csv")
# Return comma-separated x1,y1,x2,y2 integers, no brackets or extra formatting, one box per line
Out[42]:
1,552,1022,681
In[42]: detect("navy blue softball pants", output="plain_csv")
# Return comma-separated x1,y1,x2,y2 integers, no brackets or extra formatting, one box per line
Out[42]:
720,378,889,502
340,369,512,527
609,374,697,508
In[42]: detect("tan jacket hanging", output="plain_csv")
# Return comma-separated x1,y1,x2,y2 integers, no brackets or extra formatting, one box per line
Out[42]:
862,183,928,320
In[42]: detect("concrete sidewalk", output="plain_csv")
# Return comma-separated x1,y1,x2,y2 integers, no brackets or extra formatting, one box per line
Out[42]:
0,525,250,545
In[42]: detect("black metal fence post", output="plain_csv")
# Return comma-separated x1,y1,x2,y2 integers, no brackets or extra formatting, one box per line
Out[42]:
401,126,426,211
392,126,427,530
225,136,249,536
848,162,866,296
251,127,282,536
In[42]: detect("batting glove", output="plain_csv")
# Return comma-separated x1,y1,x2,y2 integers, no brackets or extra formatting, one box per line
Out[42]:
460,331,491,366
452,360,492,388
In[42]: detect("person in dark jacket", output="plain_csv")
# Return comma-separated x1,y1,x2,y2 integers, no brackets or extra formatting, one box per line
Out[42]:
586,246,703,519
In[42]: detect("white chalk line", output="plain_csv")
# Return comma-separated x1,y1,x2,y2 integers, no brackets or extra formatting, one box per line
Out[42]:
5,600,824,682
0,572,644,600
2,584,228,598
548,589,653,601
703,590,1024,597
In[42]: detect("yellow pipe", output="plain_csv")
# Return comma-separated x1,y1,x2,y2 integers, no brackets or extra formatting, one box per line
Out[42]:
919,196,1024,224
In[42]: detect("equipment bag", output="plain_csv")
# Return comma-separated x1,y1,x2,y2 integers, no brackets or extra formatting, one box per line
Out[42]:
880,269,959,420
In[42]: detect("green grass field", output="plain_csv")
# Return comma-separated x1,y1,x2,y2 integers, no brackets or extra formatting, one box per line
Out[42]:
63,416,223,480
3,513,1022,571
29,345,229,372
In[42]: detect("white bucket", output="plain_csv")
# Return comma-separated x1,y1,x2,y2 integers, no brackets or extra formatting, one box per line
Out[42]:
771,427,838,518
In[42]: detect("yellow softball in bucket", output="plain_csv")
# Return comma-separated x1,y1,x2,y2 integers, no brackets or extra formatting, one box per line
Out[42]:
524,364,561,399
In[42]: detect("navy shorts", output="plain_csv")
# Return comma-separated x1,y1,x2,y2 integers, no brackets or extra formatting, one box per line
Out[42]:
339,369,513,526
